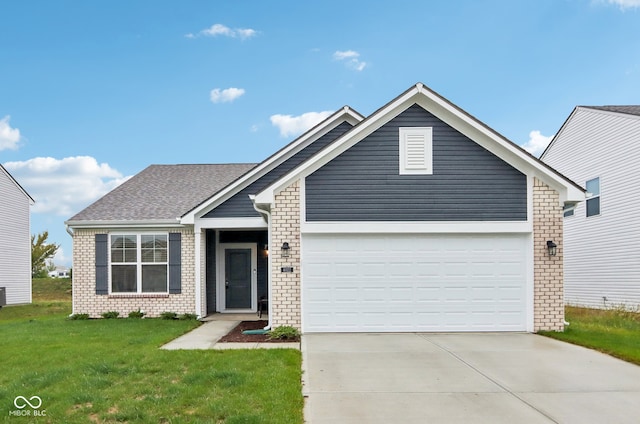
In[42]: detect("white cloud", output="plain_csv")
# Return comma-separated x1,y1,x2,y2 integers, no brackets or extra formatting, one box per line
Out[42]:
270,111,334,138
0,115,21,151
333,50,367,71
521,130,553,157
604,0,640,10
186,23,258,39
210,87,245,103
3,156,131,216
52,247,69,267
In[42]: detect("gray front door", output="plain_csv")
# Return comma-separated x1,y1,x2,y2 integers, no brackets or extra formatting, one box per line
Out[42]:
225,248,252,309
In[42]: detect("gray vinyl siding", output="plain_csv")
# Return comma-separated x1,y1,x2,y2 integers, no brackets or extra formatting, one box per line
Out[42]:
306,104,527,221
542,107,640,309
0,169,32,304
205,122,354,218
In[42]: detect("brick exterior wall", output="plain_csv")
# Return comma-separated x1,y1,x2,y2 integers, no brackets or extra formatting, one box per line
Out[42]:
270,180,302,329
532,178,565,331
72,228,196,318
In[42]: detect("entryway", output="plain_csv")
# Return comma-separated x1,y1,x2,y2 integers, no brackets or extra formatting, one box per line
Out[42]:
204,230,268,316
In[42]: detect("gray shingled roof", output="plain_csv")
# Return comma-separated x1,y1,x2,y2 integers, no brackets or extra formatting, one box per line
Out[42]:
584,106,640,116
68,164,256,222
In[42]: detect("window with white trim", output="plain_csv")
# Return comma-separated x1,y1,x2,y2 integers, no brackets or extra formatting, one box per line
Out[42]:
110,234,168,293
399,127,433,175
586,177,600,217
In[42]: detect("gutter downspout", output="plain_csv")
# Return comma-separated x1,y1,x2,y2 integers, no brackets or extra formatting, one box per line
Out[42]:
250,195,272,331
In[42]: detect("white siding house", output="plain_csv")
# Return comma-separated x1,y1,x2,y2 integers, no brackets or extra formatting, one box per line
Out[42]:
0,164,34,305
541,106,640,310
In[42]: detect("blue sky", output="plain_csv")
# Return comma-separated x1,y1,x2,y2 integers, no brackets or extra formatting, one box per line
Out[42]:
1,0,639,266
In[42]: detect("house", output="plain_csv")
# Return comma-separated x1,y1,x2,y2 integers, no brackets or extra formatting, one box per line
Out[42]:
66,83,584,332
541,106,640,310
0,164,34,305
48,267,70,278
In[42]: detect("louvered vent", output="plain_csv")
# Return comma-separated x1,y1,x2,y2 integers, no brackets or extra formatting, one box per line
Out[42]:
399,127,433,174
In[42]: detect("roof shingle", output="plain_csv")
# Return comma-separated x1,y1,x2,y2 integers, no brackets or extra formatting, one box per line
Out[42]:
68,163,256,222
583,106,640,117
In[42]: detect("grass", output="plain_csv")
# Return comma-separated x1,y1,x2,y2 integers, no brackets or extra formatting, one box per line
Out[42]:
0,278,303,423
540,306,640,366
0,277,72,321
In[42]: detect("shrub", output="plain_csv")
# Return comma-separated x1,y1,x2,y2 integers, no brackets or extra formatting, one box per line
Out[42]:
160,311,178,320
68,313,90,320
178,313,198,321
267,326,300,340
128,309,146,319
101,311,120,319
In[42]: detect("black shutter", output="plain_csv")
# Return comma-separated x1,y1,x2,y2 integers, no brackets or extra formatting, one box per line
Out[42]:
168,233,182,294
95,234,109,295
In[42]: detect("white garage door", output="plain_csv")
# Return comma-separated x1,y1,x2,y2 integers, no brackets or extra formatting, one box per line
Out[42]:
302,233,529,332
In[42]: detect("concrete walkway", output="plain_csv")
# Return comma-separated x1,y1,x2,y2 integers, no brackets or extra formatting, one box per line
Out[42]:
302,333,640,424
160,319,300,350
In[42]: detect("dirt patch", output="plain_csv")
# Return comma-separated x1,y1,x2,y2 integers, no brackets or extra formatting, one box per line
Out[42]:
217,320,299,343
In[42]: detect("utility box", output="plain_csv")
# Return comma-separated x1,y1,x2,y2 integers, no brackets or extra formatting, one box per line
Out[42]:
0,287,6,308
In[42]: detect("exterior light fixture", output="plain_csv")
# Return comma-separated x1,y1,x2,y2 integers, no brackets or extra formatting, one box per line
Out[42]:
263,244,269,256
281,242,290,258
546,240,557,257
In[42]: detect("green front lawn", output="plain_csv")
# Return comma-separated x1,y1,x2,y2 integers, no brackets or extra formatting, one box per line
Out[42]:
540,306,640,366
0,278,303,423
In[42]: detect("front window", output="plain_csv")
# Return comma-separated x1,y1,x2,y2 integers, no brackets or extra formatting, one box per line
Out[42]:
586,177,600,217
110,234,168,293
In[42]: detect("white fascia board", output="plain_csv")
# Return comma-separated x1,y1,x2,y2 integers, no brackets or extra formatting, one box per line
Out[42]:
194,217,267,231
181,107,363,224
65,219,184,229
301,221,532,234
255,82,585,205
410,95,585,204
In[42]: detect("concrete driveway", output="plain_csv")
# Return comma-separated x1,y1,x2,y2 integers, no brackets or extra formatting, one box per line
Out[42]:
302,333,640,424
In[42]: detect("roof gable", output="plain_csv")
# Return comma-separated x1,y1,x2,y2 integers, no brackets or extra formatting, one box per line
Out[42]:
181,106,363,223
541,105,640,160
255,83,584,206
0,164,34,204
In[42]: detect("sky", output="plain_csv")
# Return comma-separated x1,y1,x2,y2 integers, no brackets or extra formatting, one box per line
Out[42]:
1,0,640,267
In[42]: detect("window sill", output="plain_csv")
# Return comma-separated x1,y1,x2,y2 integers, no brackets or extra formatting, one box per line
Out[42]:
108,294,170,299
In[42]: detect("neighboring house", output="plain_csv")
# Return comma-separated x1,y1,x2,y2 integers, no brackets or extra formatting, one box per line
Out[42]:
66,83,584,332
541,105,640,310
0,164,34,305
48,267,70,278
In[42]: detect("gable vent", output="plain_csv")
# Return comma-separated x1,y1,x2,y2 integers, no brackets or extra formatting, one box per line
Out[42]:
399,127,433,175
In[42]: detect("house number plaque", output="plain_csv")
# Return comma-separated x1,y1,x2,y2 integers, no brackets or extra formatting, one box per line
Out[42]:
281,267,294,273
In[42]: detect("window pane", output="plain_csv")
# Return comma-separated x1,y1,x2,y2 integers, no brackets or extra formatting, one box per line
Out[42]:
142,265,167,292
586,178,600,196
111,265,137,292
587,197,600,217
563,209,574,218
141,234,167,264
111,235,137,263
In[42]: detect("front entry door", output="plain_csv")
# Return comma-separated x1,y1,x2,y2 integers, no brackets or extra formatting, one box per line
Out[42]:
224,247,254,309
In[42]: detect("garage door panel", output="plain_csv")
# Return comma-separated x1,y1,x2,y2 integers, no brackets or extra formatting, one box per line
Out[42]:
302,233,528,332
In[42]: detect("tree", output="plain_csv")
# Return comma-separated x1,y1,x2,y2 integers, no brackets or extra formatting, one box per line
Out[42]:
31,231,60,277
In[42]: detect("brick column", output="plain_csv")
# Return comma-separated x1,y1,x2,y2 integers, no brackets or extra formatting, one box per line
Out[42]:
270,180,302,329
533,178,564,331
